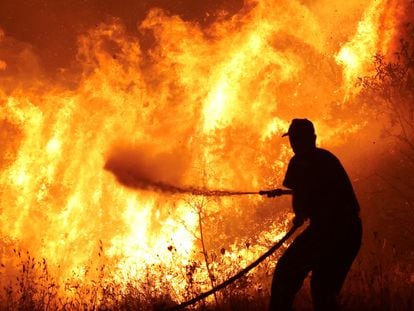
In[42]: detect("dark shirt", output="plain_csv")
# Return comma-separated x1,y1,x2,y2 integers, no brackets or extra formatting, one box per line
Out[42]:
283,148,360,229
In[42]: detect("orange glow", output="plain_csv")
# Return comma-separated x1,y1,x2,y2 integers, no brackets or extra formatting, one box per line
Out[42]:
0,0,401,306
335,0,398,96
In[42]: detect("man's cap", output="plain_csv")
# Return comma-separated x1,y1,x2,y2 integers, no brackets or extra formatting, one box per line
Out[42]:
282,118,315,137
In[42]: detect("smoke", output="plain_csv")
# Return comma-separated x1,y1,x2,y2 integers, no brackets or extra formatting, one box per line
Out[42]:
104,143,257,196
0,0,243,74
0,28,43,90
376,0,414,58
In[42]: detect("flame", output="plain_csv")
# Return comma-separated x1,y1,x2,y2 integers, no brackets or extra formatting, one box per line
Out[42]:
0,0,401,306
335,0,398,95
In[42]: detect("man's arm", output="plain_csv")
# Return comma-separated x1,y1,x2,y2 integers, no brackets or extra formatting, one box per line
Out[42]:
260,188,307,226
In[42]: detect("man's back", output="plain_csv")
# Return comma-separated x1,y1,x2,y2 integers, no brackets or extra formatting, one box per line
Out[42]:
283,148,360,229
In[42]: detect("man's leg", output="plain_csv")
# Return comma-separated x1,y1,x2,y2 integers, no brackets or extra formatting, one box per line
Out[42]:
268,229,314,311
310,266,341,311
311,221,362,311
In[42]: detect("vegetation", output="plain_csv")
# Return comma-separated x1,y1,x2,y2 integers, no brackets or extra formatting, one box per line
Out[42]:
1,24,414,311
0,224,413,310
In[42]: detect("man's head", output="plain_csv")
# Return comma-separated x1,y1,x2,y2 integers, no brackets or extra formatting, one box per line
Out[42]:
282,119,316,155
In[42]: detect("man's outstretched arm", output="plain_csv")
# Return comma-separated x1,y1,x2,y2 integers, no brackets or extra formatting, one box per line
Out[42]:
259,188,293,197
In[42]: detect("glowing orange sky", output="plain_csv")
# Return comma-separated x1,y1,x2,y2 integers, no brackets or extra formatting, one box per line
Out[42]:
0,0,243,72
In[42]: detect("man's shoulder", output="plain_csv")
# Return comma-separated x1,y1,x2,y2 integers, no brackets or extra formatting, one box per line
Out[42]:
313,148,347,176
314,148,339,162
288,148,341,168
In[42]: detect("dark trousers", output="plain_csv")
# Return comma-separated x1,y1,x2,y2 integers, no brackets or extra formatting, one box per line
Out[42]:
268,219,362,311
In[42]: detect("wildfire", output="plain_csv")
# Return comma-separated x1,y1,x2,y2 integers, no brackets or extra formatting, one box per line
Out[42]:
335,0,398,95
0,0,401,307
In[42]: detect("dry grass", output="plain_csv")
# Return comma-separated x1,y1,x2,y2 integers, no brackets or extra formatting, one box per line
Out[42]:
0,221,413,311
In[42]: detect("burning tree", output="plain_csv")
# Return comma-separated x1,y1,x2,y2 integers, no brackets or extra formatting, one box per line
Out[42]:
357,23,414,201
359,23,414,149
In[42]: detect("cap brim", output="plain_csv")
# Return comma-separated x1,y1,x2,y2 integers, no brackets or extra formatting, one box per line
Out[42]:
281,132,289,137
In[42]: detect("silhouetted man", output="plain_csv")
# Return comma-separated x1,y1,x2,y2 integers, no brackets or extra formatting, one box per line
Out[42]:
265,119,362,311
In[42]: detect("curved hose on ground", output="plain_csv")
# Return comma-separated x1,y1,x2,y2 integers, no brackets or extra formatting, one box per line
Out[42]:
168,224,299,311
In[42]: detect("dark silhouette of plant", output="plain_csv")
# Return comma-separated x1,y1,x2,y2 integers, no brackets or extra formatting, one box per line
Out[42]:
358,23,414,147
357,23,414,201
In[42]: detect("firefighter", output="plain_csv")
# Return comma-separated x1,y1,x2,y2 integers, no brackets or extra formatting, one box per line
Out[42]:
264,119,362,311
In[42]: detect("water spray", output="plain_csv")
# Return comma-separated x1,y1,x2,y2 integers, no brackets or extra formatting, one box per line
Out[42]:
104,148,293,197
105,165,292,197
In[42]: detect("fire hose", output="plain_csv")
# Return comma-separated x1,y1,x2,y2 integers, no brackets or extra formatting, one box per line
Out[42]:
168,224,298,310
168,190,297,310
183,189,293,197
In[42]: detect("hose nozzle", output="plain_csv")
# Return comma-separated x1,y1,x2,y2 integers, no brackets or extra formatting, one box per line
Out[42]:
259,189,293,197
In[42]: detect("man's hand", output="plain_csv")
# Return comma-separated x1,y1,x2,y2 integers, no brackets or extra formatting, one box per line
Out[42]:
259,189,292,197
259,189,284,197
